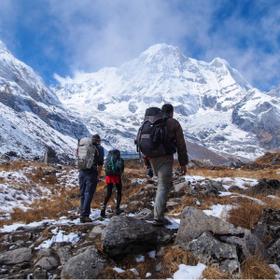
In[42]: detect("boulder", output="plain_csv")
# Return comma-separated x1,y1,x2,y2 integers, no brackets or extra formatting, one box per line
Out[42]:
176,207,244,247
102,216,172,258
33,267,48,279
35,256,59,271
0,247,32,265
253,208,280,265
88,225,105,239
55,245,72,265
251,179,280,195
187,232,240,276
43,146,59,164
267,238,280,266
61,246,106,279
219,230,264,259
188,179,226,196
253,208,280,242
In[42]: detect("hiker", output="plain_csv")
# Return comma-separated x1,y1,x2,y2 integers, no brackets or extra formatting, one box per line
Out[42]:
100,149,124,218
77,134,104,223
136,104,188,226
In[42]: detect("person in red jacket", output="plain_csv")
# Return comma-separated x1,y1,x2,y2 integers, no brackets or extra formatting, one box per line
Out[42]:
100,149,124,218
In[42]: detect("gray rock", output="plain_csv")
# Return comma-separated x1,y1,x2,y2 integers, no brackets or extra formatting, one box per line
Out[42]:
33,267,48,279
253,208,280,242
176,207,244,247
102,216,164,258
0,247,32,265
61,246,106,279
56,246,72,265
187,232,240,276
184,179,226,197
88,225,104,239
35,256,59,271
267,238,280,266
219,230,264,259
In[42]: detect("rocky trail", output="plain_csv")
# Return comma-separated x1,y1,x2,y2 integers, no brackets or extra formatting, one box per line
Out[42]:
0,159,280,279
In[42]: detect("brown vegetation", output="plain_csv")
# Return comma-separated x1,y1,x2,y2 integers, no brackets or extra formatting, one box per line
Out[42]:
228,200,265,229
160,245,198,276
188,166,280,180
241,255,276,279
9,188,79,223
202,265,230,279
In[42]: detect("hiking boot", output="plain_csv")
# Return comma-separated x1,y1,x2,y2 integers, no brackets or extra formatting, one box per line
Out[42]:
100,208,106,218
115,208,124,215
80,216,92,223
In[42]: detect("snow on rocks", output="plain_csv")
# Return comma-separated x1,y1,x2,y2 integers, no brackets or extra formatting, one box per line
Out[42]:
172,263,207,279
36,229,80,249
203,204,233,220
113,267,125,273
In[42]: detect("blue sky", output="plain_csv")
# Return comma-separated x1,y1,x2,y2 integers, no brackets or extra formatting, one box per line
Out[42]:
0,0,280,90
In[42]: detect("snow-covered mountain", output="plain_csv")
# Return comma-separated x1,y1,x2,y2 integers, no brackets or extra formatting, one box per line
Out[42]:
0,40,89,160
55,44,280,159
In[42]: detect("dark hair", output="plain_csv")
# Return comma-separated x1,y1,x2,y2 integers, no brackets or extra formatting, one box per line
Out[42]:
162,104,174,114
92,134,101,143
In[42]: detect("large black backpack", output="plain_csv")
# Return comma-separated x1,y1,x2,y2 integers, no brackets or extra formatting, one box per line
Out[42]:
105,149,124,176
136,107,168,158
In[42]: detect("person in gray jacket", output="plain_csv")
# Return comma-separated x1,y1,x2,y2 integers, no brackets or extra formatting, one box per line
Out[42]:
79,134,104,223
150,103,188,226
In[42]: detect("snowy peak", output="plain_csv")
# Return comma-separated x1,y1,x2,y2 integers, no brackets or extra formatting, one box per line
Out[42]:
0,40,89,159
140,43,185,65
0,40,9,54
55,43,278,158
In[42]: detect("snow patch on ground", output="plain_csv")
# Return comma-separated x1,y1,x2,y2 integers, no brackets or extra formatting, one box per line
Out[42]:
113,267,125,273
172,263,207,279
203,204,233,219
216,177,258,190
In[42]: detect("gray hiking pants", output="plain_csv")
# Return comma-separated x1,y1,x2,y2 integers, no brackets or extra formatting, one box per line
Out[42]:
150,155,173,221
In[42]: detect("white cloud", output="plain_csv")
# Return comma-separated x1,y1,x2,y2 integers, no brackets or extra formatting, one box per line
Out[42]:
0,0,279,90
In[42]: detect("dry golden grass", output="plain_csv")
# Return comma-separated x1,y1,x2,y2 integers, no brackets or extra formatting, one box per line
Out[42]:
202,265,230,279
188,167,280,180
228,200,265,229
9,188,79,223
99,267,136,279
241,255,276,279
161,245,198,275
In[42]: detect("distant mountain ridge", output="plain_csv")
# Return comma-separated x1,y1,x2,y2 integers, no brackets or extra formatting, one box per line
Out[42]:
0,41,279,161
55,44,280,159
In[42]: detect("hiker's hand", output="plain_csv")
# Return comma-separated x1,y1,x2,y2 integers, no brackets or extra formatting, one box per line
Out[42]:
180,165,187,176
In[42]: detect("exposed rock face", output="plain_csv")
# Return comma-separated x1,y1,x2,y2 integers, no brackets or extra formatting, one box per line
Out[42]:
232,90,280,150
0,247,32,265
187,232,240,275
0,40,89,160
61,246,106,279
176,207,244,246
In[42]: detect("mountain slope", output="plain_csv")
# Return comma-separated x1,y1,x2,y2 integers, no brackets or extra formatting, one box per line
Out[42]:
0,41,89,159
55,44,280,159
